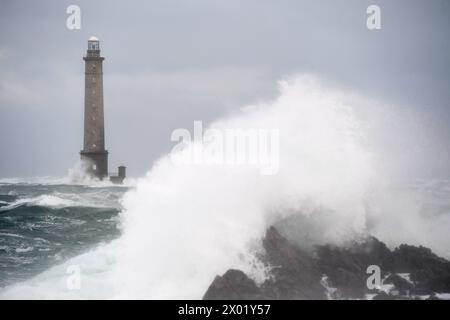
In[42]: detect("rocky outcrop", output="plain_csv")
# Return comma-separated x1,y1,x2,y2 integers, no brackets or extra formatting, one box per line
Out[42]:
203,270,262,300
203,227,450,300
258,226,326,299
316,236,391,298
386,244,450,294
204,227,325,300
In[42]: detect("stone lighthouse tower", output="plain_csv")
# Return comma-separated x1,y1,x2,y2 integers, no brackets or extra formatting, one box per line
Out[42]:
80,36,108,179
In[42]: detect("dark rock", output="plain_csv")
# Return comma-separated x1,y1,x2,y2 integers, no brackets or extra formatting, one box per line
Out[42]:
203,225,450,300
204,227,326,300
387,244,450,293
383,274,414,296
259,227,325,299
316,236,391,298
426,293,441,300
372,292,393,300
203,269,262,300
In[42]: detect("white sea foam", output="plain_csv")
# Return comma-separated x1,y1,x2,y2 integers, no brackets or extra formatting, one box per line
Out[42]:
0,195,76,211
0,75,373,299
0,176,65,185
0,163,135,188
35,195,76,208
0,232,24,238
65,161,136,188
15,247,34,253
0,191,121,212
1,74,449,299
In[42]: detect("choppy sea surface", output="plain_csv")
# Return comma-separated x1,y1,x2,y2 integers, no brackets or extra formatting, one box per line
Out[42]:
1,175,450,298
0,179,128,288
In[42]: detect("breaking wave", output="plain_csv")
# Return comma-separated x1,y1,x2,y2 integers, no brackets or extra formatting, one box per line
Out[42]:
1,74,449,299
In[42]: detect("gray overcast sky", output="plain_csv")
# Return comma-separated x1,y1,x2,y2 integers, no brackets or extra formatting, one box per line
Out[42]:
0,0,449,178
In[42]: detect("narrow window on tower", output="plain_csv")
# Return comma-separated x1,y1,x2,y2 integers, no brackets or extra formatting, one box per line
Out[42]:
93,164,97,171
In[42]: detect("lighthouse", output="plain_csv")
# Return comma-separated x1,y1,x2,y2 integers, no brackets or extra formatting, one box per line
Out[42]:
79,36,126,183
80,36,108,179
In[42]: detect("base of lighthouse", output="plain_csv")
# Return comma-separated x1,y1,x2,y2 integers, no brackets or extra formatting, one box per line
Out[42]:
80,150,108,179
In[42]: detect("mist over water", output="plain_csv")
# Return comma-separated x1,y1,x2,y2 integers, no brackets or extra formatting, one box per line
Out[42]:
1,75,449,299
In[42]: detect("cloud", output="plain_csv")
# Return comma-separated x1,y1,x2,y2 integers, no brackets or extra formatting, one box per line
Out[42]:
0,48,8,60
0,75,45,108
0,65,82,110
106,67,274,110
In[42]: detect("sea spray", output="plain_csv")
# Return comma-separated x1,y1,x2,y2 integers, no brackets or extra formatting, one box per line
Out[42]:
111,74,373,298
1,74,375,298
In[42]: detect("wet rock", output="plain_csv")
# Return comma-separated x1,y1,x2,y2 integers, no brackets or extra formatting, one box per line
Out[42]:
203,269,262,300
372,291,395,300
259,227,325,299
204,227,326,300
383,274,414,296
315,236,392,298
203,226,450,300
387,244,450,293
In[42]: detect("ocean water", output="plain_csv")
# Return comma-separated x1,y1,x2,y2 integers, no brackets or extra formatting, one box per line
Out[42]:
0,181,127,288
0,75,449,299
1,178,449,299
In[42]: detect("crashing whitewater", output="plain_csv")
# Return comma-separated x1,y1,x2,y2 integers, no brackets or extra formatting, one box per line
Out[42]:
1,75,449,299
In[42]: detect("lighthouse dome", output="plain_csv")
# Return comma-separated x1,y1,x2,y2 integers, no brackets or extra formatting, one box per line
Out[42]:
89,36,99,41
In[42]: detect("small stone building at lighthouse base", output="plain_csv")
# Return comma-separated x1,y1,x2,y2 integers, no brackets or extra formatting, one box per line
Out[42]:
79,36,125,184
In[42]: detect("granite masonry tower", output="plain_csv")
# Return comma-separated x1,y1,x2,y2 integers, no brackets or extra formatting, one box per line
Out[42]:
80,36,108,179
80,37,126,183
